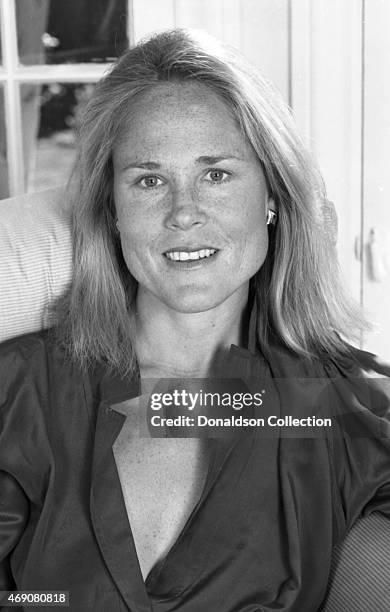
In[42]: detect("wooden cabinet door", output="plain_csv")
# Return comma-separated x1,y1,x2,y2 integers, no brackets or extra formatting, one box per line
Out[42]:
291,0,390,361
362,0,390,359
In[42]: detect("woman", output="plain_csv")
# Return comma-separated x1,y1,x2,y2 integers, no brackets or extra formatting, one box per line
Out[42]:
0,28,389,611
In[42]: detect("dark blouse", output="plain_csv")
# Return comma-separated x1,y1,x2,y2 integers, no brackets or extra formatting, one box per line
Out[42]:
0,330,389,612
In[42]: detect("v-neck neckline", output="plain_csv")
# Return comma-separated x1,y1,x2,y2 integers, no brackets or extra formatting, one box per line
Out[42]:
108,386,240,593
142,436,237,593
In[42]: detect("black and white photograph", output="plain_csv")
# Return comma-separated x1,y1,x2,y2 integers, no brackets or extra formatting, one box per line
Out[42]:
0,1,389,611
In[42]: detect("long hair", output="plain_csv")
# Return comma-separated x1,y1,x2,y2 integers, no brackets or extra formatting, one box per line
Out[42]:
52,28,369,376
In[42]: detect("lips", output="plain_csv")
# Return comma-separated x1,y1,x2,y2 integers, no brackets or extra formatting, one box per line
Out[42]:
164,248,218,262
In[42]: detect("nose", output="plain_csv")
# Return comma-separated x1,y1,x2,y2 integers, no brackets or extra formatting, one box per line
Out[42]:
164,185,207,231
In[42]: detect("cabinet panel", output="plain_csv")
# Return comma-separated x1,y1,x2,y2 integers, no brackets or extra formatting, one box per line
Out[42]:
290,0,363,303
362,0,390,359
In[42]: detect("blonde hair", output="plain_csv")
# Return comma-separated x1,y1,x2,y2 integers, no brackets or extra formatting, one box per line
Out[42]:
52,28,368,375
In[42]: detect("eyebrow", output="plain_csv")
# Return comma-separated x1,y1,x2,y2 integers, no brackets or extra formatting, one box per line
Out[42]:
120,155,244,171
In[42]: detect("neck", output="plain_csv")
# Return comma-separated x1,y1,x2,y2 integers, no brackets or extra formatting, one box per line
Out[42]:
134,289,250,377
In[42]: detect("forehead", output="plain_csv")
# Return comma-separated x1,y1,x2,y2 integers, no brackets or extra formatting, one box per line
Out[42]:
114,82,253,160
127,81,235,121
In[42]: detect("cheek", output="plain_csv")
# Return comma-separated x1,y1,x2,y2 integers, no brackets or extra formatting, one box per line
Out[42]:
115,199,152,258
118,237,155,288
233,198,269,271
115,214,149,281
229,195,267,245
116,190,163,241
119,228,148,267
243,226,269,271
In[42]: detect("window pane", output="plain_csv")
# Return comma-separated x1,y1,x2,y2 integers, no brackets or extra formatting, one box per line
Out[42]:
16,0,128,65
0,87,7,198
23,82,95,193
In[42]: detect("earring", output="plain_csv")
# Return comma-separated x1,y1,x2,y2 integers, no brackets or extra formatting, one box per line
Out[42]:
266,210,277,226
115,219,120,232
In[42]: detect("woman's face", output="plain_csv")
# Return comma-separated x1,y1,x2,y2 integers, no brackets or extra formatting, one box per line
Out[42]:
113,82,272,314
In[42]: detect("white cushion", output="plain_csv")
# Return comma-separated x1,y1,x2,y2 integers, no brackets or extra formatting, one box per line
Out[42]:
0,187,72,342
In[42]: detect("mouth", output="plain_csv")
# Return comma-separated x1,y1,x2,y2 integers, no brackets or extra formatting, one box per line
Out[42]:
163,248,219,262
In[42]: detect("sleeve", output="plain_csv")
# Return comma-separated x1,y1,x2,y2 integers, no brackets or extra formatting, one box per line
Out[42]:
0,334,52,592
324,350,390,531
0,471,29,590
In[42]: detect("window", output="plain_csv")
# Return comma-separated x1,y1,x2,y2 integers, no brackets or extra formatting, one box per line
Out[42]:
0,0,133,197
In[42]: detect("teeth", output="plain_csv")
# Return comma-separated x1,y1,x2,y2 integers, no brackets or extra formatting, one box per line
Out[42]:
165,249,217,262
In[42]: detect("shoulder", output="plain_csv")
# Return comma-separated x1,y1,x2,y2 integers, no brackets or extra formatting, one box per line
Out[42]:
263,334,390,379
0,328,103,413
262,338,390,423
321,345,390,419
0,329,50,383
0,330,56,393
0,328,50,360
0,329,86,409
331,344,390,378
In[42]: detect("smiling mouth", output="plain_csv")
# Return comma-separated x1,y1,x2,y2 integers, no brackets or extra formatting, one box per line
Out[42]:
164,248,218,262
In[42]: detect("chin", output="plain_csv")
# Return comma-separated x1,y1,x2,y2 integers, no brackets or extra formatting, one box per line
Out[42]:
163,289,229,314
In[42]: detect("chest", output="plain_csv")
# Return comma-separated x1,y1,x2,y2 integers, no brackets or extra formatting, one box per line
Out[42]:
113,419,209,581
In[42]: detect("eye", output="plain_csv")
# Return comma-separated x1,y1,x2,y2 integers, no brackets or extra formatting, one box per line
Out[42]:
137,175,163,188
205,169,231,183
